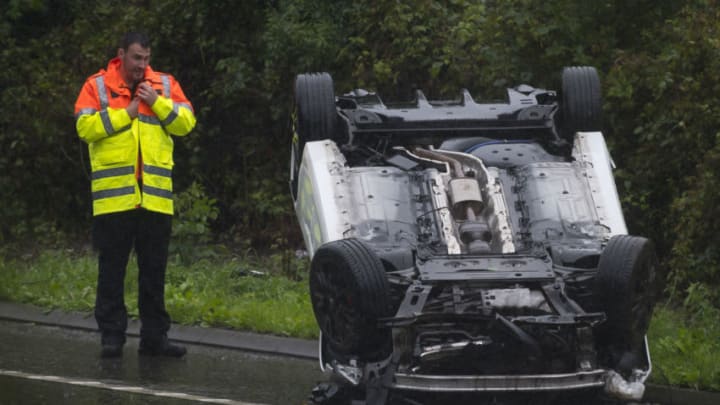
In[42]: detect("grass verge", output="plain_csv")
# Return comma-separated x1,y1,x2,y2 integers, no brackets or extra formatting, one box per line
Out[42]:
0,248,718,391
648,299,720,391
0,248,317,339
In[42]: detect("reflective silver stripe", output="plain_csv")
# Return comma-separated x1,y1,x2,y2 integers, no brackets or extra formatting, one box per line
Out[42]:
95,76,108,109
99,110,114,134
75,108,97,120
161,75,171,97
143,185,172,199
161,103,179,126
92,166,134,180
138,114,161,125
143,165,172,178
94,76,115,134
177,102,192,110
92,186,135,200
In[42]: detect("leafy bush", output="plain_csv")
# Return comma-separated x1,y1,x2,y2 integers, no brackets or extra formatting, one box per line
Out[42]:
171,181,219,263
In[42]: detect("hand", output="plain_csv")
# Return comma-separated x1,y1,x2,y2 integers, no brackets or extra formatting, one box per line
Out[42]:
136,82,158,106
126,97,140,119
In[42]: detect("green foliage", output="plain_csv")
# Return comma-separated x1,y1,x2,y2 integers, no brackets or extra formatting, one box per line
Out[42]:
335,0,472,95
0,249,98,312
263,1,344,96
597,3,720,300
171,181,219,263
668,140,720,293
164,257,315,338
649,292,720,390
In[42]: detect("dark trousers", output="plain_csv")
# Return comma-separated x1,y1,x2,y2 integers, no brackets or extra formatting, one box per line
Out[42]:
93,209,172,345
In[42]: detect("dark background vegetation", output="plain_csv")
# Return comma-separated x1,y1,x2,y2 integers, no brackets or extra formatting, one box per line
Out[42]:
1,0,718,308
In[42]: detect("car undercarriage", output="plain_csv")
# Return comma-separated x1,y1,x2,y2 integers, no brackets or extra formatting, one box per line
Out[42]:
291,68,662,404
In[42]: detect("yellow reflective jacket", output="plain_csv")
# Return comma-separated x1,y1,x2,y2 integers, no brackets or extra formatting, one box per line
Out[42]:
74,57,196,216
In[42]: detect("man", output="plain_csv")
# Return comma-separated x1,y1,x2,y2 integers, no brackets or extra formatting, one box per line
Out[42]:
74,32,196,358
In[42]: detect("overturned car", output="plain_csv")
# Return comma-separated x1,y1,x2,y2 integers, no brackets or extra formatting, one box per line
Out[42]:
290,67,661,404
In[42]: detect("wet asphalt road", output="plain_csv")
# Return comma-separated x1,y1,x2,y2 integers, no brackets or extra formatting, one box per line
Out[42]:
0,319,672,405
0,320,323,404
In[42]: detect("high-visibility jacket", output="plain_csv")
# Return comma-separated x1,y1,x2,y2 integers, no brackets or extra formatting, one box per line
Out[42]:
74,57,196,216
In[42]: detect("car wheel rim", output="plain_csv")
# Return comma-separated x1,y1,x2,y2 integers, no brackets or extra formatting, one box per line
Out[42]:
311,262,361,349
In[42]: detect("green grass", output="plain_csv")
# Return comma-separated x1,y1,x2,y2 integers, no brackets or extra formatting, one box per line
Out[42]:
648,301,720,390
1,248,718,391
0,248,318,339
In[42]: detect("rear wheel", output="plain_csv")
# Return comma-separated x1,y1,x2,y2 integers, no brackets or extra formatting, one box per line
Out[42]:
561,66,602,142
310,238,392,360
594,235,660,352
291,72,337,196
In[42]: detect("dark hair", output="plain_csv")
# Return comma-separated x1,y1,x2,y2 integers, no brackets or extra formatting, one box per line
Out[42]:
119,32,151,51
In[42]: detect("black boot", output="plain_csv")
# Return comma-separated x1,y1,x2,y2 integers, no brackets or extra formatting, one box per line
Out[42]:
138,336,187,357
101,342,124,358
100,333,125,358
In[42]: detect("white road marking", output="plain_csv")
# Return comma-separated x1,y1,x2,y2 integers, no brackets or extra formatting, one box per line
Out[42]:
0,369,267,405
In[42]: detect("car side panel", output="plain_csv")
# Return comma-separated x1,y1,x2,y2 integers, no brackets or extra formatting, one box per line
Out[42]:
294,140,348,257
571,132,628,236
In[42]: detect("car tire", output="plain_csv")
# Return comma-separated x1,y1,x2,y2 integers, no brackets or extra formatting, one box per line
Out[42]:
291,72,337,196
309,238,392,360
561,66,602,142
594,235,659,350
294,72,337,148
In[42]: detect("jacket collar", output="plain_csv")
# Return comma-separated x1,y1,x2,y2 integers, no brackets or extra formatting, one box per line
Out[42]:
102,57,160,92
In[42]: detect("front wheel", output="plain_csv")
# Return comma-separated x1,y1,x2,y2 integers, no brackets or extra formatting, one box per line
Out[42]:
594,235,660,351
309,238,392,361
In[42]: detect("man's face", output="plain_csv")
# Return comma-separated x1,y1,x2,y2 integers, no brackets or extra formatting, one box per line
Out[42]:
118,43,150,85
